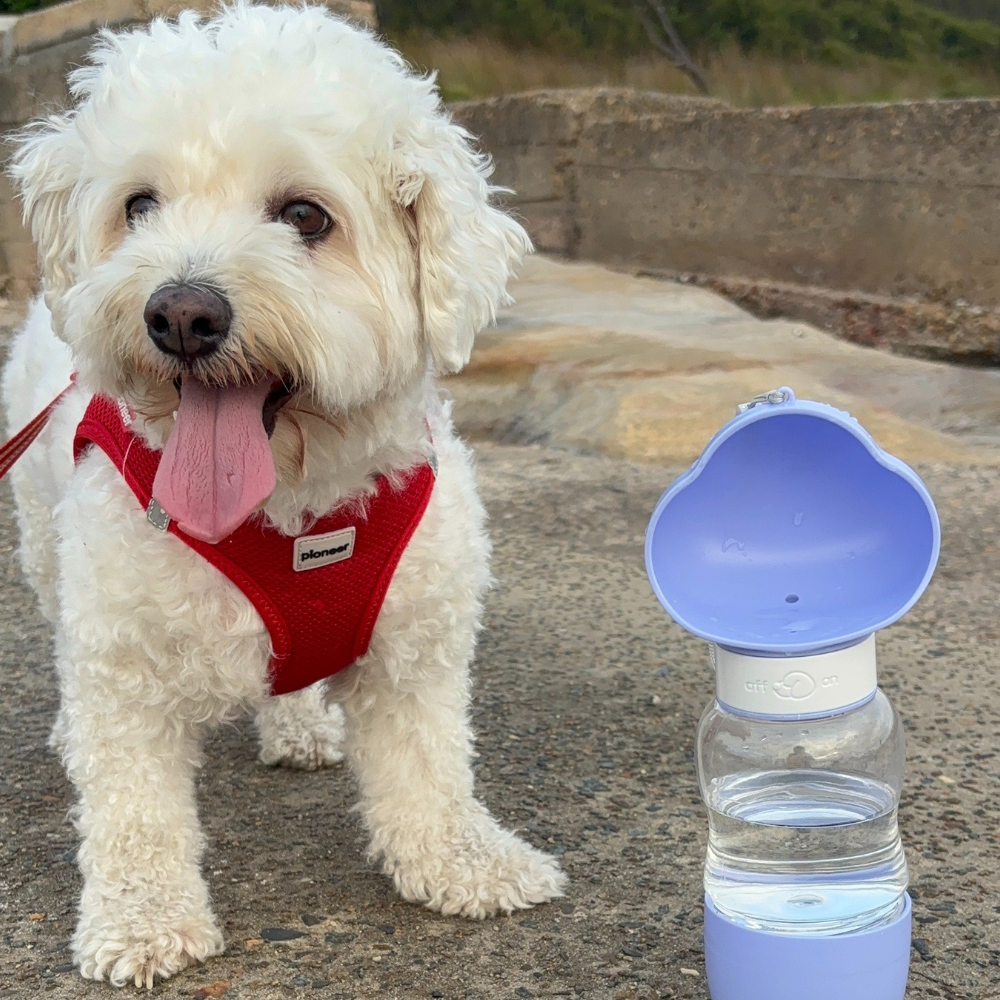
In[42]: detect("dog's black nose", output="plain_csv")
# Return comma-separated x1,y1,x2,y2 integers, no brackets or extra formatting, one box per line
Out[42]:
144,283,232,362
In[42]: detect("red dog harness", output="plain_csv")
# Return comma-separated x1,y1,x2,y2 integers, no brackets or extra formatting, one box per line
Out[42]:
72,394,435,695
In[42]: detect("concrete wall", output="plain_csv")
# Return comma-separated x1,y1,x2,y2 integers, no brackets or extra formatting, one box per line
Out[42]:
453,90,1000,362
0,0,375,298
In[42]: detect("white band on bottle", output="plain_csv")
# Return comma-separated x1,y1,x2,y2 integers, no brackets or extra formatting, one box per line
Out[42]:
713,634,877,717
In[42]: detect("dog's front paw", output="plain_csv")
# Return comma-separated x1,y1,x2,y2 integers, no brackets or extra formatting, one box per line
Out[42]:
384,813,567,919
256,685,345,770
74,902,224,988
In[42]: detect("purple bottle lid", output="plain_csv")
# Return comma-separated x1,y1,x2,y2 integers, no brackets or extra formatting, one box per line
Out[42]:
645,388,940,656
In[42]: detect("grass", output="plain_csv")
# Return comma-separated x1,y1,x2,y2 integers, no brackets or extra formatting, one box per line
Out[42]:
392,33,1000,106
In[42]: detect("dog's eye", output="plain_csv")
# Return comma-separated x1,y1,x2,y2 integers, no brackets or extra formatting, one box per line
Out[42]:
278,201,332,240
126,194,158,225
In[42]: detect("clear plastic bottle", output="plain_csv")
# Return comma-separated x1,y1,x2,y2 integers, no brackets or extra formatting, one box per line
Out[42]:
643,387,934,999
696,686,908,936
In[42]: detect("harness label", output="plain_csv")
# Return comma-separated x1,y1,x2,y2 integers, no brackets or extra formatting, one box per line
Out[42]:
293,526,356,572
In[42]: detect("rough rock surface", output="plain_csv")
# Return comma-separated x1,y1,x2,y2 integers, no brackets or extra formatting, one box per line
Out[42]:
696,272,1000,367
448,256,1000,467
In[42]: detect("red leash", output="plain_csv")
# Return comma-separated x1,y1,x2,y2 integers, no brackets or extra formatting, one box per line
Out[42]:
0,379,75,481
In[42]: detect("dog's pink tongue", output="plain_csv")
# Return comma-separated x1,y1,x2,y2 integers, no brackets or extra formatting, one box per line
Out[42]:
152,375,276,544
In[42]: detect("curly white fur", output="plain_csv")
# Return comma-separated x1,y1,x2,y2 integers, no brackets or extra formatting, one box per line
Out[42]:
255,680,345,769
2,4,562,988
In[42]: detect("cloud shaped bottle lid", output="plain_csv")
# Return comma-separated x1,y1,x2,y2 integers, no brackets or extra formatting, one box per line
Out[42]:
645,388,940,657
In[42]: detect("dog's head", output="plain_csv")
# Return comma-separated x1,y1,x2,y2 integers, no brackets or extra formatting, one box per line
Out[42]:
11,3,529,538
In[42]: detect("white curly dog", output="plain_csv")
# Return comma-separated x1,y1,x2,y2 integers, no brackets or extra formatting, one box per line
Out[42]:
2,3,564,987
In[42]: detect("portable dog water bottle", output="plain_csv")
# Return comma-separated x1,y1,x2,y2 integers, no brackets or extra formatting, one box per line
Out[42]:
645,388,940,1000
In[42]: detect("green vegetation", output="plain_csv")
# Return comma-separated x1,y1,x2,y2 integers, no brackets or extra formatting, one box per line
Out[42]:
0,0,53,11
924,0,1000,27
377,0,1000,104
378,0,1000,71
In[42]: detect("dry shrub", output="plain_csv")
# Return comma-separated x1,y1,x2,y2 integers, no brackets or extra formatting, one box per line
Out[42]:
392,33,1000,106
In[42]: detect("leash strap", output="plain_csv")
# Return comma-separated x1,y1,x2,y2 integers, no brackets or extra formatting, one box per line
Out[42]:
0,379,75,481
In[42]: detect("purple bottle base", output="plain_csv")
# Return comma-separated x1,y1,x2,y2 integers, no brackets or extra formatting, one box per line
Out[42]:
704,893,911,1000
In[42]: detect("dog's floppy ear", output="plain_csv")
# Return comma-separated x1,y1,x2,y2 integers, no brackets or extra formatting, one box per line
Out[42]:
394,113,532,375
8,116,84,299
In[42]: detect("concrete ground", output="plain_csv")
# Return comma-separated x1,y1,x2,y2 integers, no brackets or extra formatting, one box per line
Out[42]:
2,260,1000,1000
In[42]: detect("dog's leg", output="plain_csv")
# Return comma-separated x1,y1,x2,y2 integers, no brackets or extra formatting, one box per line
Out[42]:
1,300,78,623
8,466,61,622
337,648,566,919
255,680,345,770
51,455,274,986
58,659,224,988
332,432,566,919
